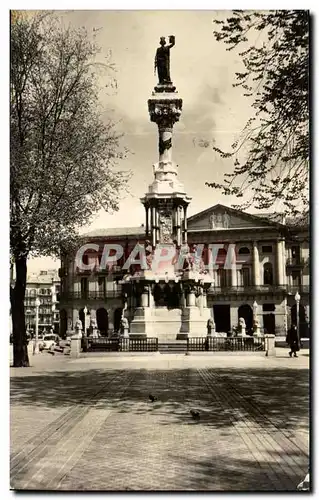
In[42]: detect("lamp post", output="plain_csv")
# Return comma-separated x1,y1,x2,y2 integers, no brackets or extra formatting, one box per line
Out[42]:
295,291,301,344
51,303,56,333
34,297,41,354
83,306,88,336
26,309,32,335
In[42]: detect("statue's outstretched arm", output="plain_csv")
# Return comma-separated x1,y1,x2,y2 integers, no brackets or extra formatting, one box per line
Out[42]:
168,35,175,48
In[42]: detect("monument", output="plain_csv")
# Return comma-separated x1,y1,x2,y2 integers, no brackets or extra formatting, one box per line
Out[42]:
122,37,213,341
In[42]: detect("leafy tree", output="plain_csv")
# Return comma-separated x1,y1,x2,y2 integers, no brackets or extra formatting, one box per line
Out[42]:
10,12,129,366
206,10,309,217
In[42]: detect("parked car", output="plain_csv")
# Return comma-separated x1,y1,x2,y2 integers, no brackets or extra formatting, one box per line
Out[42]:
40,334,59,350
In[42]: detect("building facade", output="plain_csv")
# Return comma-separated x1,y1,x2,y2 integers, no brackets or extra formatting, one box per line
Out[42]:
24,269,60,335
58,204,309,338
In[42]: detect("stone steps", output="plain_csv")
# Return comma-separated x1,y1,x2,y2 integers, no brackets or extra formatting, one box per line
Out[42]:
158,341,187,353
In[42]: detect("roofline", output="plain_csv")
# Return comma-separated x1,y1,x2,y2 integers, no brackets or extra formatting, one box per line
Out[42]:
187,203,286,229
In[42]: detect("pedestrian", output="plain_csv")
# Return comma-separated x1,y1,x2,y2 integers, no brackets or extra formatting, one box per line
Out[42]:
286,324,300,357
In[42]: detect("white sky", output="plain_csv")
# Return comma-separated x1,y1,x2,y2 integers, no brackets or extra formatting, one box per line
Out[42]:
23,10,282,271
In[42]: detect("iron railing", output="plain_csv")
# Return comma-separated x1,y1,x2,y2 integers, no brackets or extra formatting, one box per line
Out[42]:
286,257,309,267
120,338,158,352
87,337,158,352
207,284,309,294
86,338,120,351
187,336,265,352
286,284,310,294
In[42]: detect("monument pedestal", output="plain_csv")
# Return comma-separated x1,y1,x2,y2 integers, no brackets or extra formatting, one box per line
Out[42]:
180,306,211,337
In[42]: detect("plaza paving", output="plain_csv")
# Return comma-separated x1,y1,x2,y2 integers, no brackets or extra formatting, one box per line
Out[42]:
10,349,310,491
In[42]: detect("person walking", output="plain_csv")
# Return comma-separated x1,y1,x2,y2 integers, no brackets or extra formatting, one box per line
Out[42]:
286,324,300,357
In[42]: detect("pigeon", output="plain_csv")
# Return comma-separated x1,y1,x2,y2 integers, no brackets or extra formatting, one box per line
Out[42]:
149,394,157,402
190,409,200,419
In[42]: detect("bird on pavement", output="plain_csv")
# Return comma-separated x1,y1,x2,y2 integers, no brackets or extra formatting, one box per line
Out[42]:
149,394,157,402
190,409,200,419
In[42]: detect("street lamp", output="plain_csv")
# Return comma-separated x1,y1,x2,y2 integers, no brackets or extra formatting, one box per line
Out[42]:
34,297,41,354
295,291,301,344
83,306,88,336
51,303,56,333
26,309,32,334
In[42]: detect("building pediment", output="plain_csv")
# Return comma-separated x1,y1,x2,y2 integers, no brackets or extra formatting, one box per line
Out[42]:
187,204,284,231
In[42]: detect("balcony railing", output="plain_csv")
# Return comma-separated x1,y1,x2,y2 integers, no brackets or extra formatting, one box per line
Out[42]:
286,284,310,294
286,257,309,267
207,285,286,294
75,265,125,276
207,284,309,294
59,290,122,301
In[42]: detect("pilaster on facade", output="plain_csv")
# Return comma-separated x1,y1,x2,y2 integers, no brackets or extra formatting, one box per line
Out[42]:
276,239,286,286
252,241,260,286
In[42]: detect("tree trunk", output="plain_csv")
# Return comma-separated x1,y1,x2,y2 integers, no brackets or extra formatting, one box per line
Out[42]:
10,255,29,367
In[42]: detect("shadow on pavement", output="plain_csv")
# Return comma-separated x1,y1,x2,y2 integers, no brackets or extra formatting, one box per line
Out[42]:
10,367,309,433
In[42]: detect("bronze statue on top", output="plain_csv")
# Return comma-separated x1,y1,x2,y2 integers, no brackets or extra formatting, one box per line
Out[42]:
154,36,175,85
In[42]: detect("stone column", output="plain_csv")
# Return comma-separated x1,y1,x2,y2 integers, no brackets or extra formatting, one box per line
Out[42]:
187,286,196,306
276,239,285,286
72,309,79,328
145,206,149,236
252,241,260,286
158,126,173,165
107,309,114,335
149,286,154,308
181,288,186,307
183,206,188,244
231,266,237,288
282,239,287,286
141,285,149,307
230,306,238,333
176,206,182,247
151,207,156,247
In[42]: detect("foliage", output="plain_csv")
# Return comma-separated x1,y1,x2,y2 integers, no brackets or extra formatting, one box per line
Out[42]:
206,10,309,215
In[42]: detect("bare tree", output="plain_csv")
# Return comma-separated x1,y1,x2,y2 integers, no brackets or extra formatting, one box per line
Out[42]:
10,12,130,366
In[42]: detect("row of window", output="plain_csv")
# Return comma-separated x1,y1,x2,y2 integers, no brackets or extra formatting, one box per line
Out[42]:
25,288,52,296
25,297,52,304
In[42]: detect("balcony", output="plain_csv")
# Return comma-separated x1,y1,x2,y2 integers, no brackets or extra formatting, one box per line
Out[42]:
286,284,309,294
207,285,297,295
59,290,122,301
286,257,309,268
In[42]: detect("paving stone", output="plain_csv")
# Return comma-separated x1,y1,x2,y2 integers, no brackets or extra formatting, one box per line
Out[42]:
10,352,309,491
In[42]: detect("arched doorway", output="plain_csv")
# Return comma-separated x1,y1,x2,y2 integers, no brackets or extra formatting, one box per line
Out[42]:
213,304,231,333
96,308,108,336
114,308,123,333
238,304,253,334
60,309,67,339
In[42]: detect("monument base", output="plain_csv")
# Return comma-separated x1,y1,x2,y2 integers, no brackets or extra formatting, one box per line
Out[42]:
129,305,211,341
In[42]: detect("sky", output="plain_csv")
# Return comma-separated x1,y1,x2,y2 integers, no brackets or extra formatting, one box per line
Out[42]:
27,10,264,272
